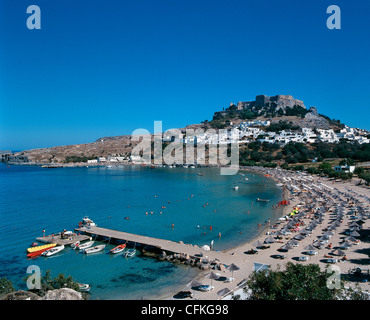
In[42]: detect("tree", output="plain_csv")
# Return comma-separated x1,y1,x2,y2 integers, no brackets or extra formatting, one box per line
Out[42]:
24,270,80,297
339,158,355,166
319,162,332,171
354,167,364,175
245,262,343,300
0,278,15,297
239,110,258,120
358,172,370,185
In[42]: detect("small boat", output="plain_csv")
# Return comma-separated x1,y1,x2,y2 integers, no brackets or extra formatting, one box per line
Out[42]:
27,244,60,258
82,216,97,227
197,173,204,176
27,243,57,253
27,247,55,258
31,242,38,247
84,244,105,254
42,245,65,257
110,244,126,254
124,248,136,257
233,186,239,190
78,241,94,250
257,198,270,202
78,283,90,292
71,241,80,249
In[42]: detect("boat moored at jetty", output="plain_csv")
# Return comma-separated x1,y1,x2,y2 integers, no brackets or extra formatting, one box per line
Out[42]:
42,245,65,257
77,241,94,250
124,248,136,257
27,244,58,258
81,216,97,227
27,243,57,253
71,241,80,249
83,244,105,254
110,244,126,254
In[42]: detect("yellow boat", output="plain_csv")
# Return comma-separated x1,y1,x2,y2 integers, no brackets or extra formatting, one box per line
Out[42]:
27,243,57,253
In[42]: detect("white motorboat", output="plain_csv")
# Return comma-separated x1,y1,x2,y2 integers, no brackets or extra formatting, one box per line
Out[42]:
84,244,105,254
42,245,65,257
233,186,239,190
78,283,91,292
82,216,97,227
124,248,136,257
78,241,94,250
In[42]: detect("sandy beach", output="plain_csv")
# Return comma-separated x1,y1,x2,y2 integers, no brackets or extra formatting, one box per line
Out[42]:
165,168,370,300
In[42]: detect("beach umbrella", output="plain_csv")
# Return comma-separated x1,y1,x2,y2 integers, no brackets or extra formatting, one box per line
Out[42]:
340,242,352,249
333,249,346,256
279,243,293,251
332,221,342,227
287,239,299,246
309,221,318,228
227,263,240,279
324,231,334,236
304,244,317,251
350,231,360,237
207,271,220,286
349,222,359,227
349,226,361,232
253,240,264,248
293,234,305,241
217,288,231,298
190,279,203,288
312,241,323,249
345,236,357,242
264,236,275,244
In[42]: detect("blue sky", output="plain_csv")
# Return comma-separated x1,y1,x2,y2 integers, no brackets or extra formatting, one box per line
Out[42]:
0,0,369,150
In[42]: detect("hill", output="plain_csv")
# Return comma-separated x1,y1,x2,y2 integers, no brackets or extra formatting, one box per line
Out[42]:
3,94,368,165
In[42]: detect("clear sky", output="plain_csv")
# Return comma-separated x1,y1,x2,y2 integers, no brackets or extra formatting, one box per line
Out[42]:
0,0,369,150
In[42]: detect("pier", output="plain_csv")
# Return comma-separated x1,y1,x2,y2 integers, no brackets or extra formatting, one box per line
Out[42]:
36,233,91,246
75,226,233,266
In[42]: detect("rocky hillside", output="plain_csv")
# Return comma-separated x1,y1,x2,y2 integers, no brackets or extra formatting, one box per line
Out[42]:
8,94,348,164
16,135,134,164
209,94,342,131
0,288,83,300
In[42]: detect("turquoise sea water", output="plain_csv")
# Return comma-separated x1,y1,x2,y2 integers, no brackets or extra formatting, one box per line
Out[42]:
0,163,282,299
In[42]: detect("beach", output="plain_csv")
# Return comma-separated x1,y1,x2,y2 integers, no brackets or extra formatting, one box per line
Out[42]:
165,167,370,300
